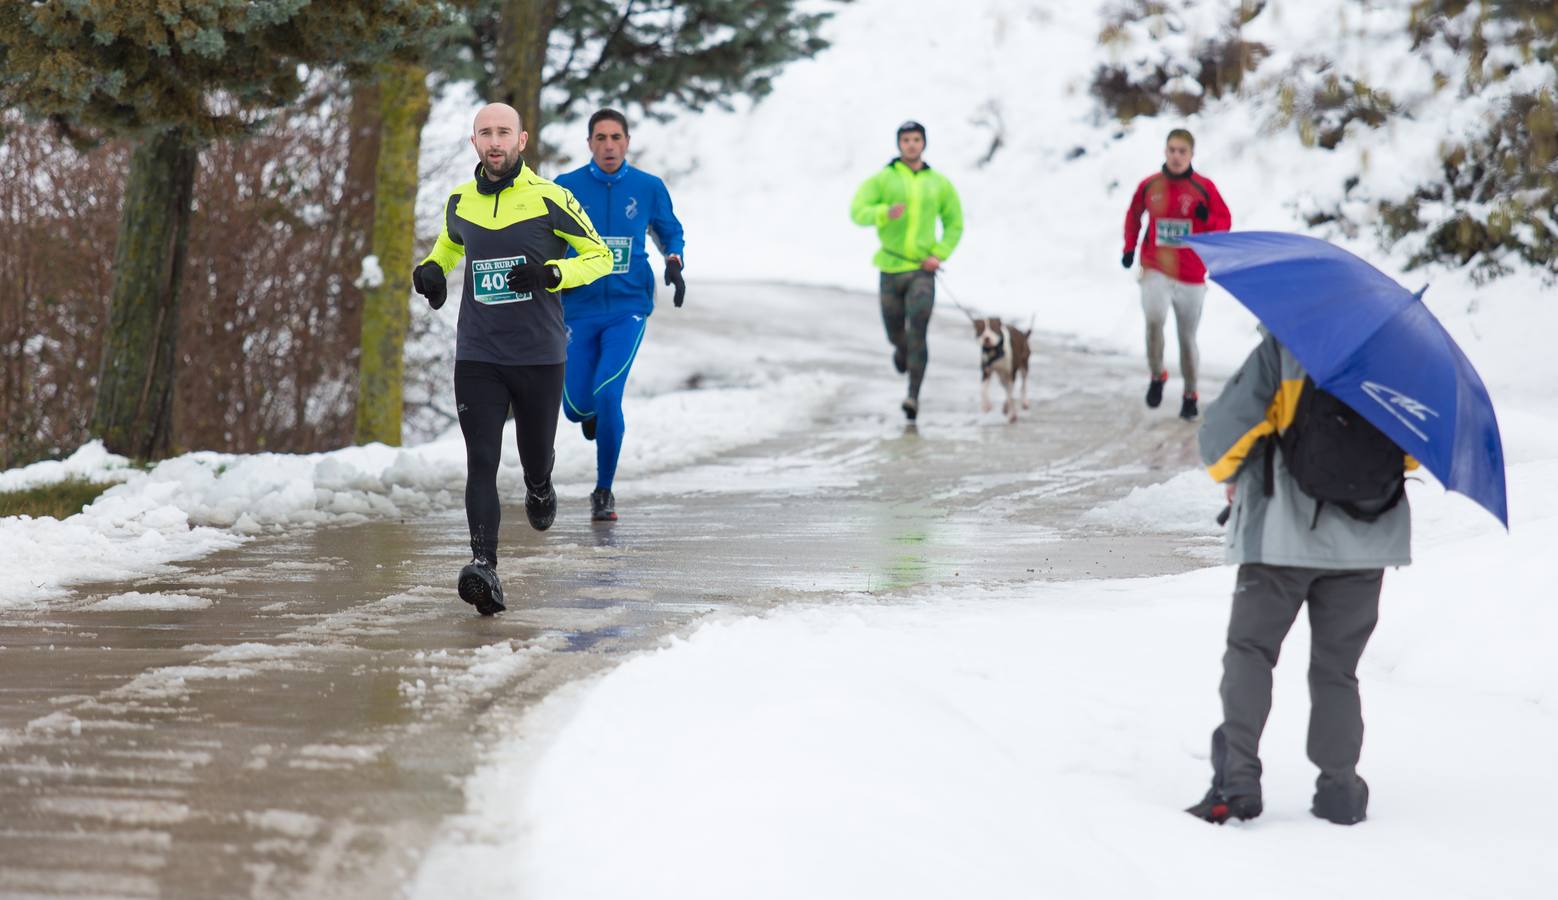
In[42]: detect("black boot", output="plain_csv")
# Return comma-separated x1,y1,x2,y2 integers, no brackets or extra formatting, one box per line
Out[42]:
892,345,907,374
581,416,597,441
590,488,617,522
1179,392,1199,420
1186,788,1263,824
457,558,505,616
1312,775,1369,825
901,396,918,421
525,479,556,531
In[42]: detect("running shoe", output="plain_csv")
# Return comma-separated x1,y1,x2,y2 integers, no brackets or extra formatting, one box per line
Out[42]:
1146,371,1169,408
457,558,505,616
525,480,556,531
590,488,617,522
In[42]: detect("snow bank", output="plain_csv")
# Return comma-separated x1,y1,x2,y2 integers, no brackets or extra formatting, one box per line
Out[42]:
0,442,134,493
414,445,1558,900
0,345,841,608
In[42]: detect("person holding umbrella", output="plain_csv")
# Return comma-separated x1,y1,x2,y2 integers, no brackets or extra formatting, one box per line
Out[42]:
1190,328,1412,826
1182,231,1507,826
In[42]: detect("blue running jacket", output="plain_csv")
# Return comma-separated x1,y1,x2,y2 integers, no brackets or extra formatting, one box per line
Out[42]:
555,161,685,319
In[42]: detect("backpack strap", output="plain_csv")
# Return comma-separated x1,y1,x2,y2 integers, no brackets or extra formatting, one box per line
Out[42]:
1263,437,1275,498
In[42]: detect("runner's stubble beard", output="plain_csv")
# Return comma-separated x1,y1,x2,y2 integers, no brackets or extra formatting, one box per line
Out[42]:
483,147,519,180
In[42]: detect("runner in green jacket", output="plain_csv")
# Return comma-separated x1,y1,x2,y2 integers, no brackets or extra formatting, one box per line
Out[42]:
850,120,964,421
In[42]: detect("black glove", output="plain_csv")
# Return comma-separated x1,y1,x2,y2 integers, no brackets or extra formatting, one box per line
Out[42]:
506,259,561,295
1121,250,1134,269
412,261,446,309
1194,202,1210,222
664,257,686,308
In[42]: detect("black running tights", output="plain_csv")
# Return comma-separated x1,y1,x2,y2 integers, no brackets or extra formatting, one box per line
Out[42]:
455,360,565,566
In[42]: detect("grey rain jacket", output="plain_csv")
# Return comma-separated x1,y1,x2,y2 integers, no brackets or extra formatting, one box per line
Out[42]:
1198,331,1413,569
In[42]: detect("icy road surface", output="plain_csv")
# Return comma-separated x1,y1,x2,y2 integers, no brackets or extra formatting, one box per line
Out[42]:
0,283,1215,898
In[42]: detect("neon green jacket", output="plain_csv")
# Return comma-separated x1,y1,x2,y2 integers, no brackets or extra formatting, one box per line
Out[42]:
422,162,612,365
850,159,964,273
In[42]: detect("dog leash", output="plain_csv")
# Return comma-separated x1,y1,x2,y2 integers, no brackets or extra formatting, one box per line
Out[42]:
878,247,979,322
931,270,982,323
937,270,1038,335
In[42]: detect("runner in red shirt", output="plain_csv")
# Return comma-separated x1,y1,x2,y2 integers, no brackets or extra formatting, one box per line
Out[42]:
1122,128,1231,420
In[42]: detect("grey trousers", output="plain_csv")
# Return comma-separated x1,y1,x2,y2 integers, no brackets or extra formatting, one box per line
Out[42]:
1140,268,1205,395
1211,563,1383,797
879,270,935,400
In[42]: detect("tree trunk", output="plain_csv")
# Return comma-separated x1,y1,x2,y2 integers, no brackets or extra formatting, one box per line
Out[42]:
496,0,560,168
91,127,197,460
354,63,430,447
337,78,383,438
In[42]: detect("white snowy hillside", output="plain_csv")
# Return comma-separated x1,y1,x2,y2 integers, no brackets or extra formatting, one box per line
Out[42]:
600,0,1556,409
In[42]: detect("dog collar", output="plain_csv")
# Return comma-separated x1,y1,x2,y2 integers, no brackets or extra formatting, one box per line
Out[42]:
981,333,1006,368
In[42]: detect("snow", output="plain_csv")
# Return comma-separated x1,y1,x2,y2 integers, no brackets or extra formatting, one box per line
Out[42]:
82,591,215,612
0,441,134,493
0,330,842,608
406,1,1557,897
3,0,1556,893
8,2,1549,611
244,809,322,839
607,0,1555,410
355,254,385,290
414,447,1558,900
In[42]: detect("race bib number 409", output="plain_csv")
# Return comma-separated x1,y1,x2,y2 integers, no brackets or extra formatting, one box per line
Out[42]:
1155,218,1193,248
603,236,632,275
471,256,530,304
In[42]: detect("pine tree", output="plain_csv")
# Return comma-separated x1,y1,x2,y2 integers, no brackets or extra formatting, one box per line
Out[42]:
0,1,449,459
456,0,842,162
1379,0,1558,281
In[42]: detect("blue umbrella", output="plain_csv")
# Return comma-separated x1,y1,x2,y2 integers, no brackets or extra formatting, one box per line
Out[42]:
1184,230,1508,527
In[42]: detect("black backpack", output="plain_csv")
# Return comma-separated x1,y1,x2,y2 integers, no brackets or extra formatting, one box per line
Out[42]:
1264,376,1406,527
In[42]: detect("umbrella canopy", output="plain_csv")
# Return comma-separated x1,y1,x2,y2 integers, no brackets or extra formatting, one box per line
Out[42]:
1184,231,1508,527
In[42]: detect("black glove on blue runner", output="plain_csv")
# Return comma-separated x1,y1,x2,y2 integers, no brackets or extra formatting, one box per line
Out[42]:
664,257,686,308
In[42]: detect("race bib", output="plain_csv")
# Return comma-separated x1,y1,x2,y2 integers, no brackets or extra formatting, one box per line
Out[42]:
603,236,632,275
471,255,530,304
1155,218,1193,248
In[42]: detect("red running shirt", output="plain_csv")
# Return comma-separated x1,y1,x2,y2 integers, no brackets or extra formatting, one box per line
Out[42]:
1123,167,1231,284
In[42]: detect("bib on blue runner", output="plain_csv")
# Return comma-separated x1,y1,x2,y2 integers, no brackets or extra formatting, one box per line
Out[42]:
603,236,632,275
1155,218,1192,248
471,255,530,304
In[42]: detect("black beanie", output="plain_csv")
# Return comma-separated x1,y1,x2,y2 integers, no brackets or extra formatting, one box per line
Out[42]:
896,119,926,143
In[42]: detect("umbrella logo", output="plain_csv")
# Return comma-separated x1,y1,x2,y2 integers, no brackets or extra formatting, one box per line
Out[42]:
1361,381,1440,441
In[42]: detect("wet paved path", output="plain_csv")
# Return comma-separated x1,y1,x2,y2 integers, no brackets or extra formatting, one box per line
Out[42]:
0,283,1214,898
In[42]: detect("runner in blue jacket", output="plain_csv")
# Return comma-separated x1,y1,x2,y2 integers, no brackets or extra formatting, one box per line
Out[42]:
555,108,686,522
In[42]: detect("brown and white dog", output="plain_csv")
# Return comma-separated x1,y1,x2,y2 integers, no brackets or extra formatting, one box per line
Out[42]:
973,317,1032,423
